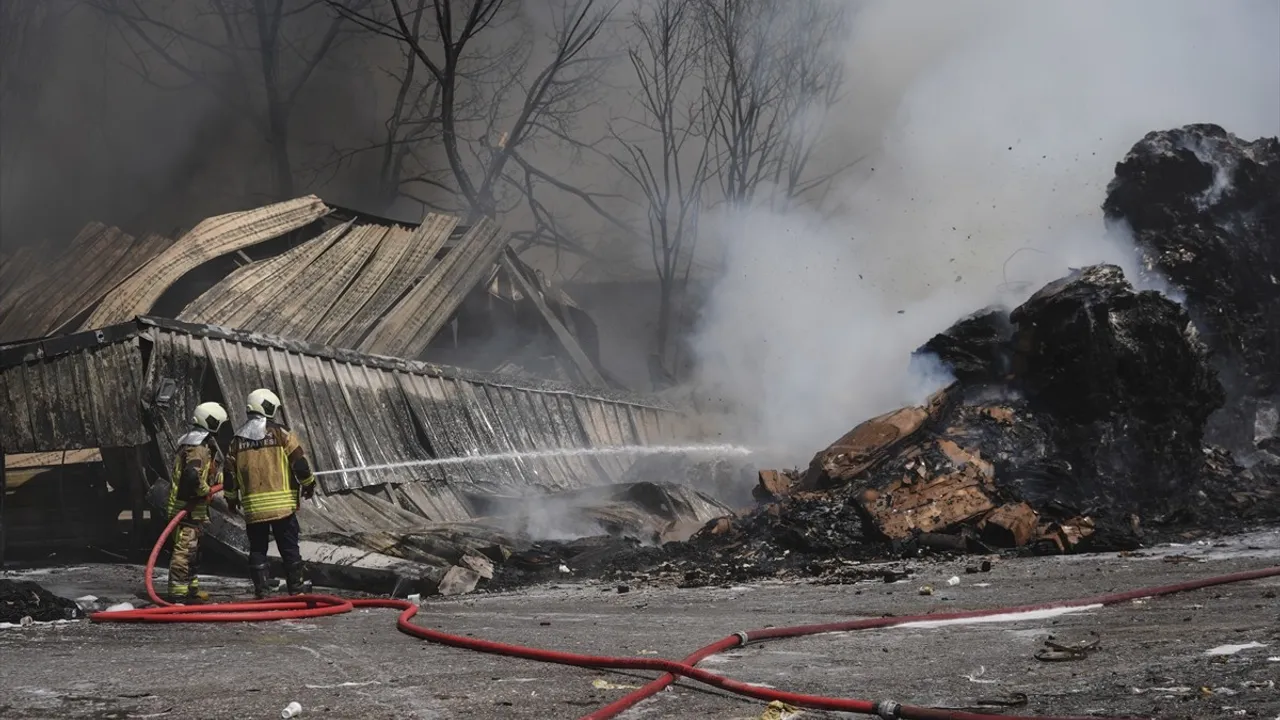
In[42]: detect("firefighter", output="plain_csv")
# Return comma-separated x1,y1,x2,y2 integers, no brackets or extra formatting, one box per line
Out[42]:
166,401,228,604
224,388,316,599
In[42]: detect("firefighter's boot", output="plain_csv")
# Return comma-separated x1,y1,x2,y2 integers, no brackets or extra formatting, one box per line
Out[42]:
250,562,271,600
187,576,211,603
285,561,312,595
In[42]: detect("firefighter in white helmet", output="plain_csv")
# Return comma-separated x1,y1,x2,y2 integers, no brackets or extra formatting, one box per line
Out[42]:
165,401,228,603
224,388,317,598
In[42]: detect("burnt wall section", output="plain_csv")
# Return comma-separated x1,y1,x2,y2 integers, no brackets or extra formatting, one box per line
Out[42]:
0,327,148,453
135,317,682,520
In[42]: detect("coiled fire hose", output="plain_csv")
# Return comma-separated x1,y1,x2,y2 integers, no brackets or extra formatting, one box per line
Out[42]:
90,485,1280,720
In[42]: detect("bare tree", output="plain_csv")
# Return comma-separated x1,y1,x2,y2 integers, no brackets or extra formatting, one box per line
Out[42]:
87,0,365,199
699,0,850,209
328,0,616,224
608,0,718,374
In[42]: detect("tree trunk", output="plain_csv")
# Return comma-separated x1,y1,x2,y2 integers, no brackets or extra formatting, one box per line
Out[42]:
269,123,294,200
651,277,675,388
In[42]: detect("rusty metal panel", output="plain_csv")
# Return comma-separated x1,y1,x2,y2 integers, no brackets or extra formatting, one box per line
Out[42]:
85,196,329,328
334,214,458,351
359,219,504,358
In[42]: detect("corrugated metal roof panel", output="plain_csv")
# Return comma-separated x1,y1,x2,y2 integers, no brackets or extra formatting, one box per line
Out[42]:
84,196,329,328
188,329,474,518
300,488,432,534
0,224,127,340
175,213,461,355
308,225,406,345
359,218,506,358
395,373,473,487
0,228,172,343
212,220,353,332
0,247,36,308
481,385,561,491
250,222,380,339
51,231,175,331
330,214,458,350
571,397,632,480
0,224,104,322
0,337,146,453
177,230,324,323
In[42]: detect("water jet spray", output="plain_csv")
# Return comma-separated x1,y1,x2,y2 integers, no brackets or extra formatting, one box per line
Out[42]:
310,443,756,478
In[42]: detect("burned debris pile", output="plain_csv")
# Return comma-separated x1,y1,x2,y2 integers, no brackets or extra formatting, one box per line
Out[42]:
576,261,1280,589
1104,123,1280,451
545,124,1280,589
0,580,84,624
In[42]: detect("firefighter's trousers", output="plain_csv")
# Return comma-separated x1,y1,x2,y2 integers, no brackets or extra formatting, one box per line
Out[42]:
167,521,204,598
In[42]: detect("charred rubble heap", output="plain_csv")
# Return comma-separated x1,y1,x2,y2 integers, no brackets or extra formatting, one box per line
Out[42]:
497,124,1280,589
1104,123,1280,452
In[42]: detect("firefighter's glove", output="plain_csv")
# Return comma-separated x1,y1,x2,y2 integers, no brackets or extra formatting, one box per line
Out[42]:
226,498,240,515
301,484,316,500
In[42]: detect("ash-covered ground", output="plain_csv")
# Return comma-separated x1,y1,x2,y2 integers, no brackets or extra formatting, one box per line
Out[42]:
2,531,1279,719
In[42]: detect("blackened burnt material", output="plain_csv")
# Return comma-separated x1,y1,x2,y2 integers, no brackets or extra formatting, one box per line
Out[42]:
916,307,1013,384
1103,125,1280,427
1009,264,1224,512
0,579,84,623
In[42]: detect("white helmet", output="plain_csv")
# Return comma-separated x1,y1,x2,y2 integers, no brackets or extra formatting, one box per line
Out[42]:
246,388,282,419
192,402,228,432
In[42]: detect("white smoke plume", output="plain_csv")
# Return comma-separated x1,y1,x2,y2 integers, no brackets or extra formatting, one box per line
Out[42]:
692,0,1280,466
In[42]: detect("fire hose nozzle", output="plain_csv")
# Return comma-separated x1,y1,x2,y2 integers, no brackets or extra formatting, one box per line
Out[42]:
873,700,901,719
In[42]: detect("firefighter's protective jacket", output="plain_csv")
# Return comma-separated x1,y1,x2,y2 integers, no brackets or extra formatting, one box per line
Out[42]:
167,430,222,522
225,417,315,524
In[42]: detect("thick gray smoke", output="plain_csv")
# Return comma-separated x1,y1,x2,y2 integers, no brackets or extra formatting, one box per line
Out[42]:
692,0,1280,466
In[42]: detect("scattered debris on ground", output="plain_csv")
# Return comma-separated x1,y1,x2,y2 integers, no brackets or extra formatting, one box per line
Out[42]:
0,579,85,624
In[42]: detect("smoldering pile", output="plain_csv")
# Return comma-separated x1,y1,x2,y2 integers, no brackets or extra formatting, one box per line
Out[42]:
497,124,1280,590
0,579,85,624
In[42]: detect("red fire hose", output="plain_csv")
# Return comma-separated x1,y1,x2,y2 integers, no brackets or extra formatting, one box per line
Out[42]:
91,486,1280,720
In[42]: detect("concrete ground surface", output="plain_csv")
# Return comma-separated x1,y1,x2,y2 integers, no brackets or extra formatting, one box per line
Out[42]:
2,530,1279,720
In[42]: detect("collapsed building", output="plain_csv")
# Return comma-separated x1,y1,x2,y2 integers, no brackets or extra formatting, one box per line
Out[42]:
0,197,729,593
3,124,1279,596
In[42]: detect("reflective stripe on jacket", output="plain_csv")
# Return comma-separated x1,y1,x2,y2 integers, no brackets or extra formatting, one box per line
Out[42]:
167,441,218,521
225,423,314,524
